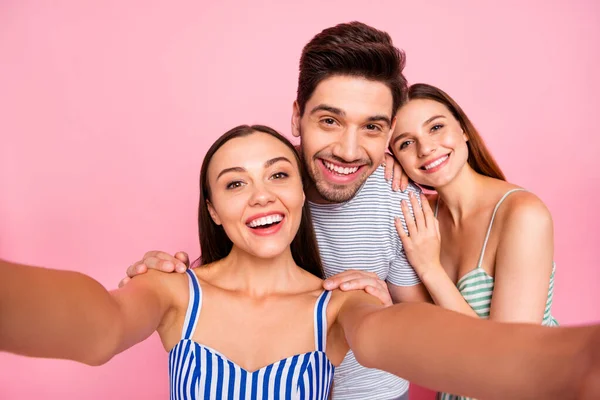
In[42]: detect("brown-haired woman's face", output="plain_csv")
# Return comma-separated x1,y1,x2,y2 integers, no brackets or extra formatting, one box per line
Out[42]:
206,132,306,259
391,99,469,189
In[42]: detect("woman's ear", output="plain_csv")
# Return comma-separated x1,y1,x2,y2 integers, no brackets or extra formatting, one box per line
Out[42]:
206,200,222,225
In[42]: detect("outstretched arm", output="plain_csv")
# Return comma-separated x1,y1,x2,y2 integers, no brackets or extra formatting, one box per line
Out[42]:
338,293,598,399
0,259,172,366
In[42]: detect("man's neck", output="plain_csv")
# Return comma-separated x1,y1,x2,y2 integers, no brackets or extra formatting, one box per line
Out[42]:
305,183,331,204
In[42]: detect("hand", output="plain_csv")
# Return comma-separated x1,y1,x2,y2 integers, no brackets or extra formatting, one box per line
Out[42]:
395,192,442,279
382,152,409,192
323,270,393,307
118,251,190,288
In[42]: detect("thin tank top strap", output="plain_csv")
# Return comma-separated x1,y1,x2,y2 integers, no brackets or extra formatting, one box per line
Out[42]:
434,197,440,217
476,188,527,268
181,269,203,340
313,290,332,352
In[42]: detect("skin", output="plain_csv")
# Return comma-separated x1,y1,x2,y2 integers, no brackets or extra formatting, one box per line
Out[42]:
2,132,600,398
2,260,600,399
390,98,555,322
122,76,429,305
291,75,396,204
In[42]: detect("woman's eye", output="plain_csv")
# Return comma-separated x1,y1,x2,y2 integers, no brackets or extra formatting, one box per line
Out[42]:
271,172,289,180
226,181,244,189
431,124,444,132
399,140,413,150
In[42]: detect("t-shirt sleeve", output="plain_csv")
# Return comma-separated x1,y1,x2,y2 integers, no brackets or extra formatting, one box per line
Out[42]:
386,183,422,287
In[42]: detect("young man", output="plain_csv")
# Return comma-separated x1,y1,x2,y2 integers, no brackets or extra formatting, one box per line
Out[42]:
127,22,429,400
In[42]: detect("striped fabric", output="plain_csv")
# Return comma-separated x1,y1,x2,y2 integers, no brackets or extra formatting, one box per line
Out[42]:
308,166,422,400
169,269,334,399
435,189,558,400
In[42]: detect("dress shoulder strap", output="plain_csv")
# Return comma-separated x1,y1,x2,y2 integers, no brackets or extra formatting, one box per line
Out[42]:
181,269,203,340
476,188,526,268
313,290,332,352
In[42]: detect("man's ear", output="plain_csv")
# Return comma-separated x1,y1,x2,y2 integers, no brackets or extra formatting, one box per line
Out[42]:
206,200,222,225
291,101,302,138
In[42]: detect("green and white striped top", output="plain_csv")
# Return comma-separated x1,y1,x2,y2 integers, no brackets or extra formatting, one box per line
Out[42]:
435,189,558,400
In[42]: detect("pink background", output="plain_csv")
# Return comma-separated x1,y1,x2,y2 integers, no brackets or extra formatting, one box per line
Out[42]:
1,1,599,398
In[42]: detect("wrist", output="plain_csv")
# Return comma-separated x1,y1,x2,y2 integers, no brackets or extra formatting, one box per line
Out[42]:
419,263,446,286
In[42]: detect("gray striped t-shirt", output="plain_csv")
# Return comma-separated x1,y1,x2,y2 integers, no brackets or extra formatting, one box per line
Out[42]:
309,165,421,400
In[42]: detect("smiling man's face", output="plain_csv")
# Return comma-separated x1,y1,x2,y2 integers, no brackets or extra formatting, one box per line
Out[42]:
292,75,395,203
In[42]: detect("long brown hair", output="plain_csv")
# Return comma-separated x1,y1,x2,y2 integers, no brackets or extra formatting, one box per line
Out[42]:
195,124,325,279
407,83,506,181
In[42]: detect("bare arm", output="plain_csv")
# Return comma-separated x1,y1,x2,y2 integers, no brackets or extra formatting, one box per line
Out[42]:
0,259,172,365
396,193,485,316
387,282,430,303
337,293,598,399
489,194,554,323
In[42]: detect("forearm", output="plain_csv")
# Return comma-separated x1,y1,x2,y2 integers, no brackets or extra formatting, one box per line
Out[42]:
349,302,594,399
0,260,122,365
420,266,478,317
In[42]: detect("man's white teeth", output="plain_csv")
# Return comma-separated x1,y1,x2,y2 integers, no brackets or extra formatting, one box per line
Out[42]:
324,161,359,175
248,214,283,228
424,155,449,170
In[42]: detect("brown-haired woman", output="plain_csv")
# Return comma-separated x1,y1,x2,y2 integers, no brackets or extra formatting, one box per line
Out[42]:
1,124,596,400
390,83,559,399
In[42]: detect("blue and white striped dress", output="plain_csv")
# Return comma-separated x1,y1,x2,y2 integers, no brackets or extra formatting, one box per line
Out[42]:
168,269,334,399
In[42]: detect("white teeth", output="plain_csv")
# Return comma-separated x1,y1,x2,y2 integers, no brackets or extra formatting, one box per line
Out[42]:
323,161,359,175
248,214,283,228
424,155,449,170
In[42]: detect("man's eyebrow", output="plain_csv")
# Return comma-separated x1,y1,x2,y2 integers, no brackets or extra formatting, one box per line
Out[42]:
311,104,392,127
366,115,392,127
310,104,346,117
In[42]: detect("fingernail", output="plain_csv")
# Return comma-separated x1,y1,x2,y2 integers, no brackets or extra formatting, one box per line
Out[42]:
393,183,398,191
136,265,143,273
164,261,174,270
176,263,186,272
341,283,349,289
401,185,407,192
